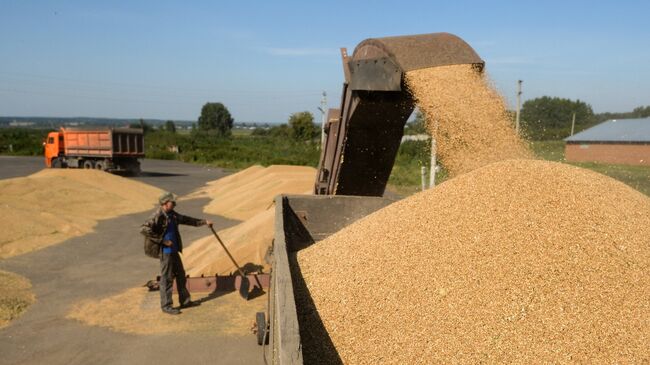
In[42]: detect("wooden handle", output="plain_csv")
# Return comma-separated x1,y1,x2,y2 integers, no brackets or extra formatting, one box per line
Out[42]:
209,226,246,277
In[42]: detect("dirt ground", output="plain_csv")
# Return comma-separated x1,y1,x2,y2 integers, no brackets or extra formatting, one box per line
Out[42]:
0,158,267,365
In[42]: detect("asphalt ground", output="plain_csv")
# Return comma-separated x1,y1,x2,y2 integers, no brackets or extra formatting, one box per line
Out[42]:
0,157,266,365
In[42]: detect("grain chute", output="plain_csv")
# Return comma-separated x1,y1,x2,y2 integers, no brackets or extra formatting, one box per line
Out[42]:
315,32,484,196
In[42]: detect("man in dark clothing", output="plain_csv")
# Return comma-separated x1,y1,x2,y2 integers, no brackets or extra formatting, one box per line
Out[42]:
141,192,212,315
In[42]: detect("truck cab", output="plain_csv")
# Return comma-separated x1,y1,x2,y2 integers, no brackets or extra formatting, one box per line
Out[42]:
43,131,64,167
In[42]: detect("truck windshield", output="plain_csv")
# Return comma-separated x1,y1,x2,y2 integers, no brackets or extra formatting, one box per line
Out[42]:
48,137,54,144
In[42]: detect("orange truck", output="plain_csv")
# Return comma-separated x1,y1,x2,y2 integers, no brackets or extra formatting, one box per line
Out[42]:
43,127,144,173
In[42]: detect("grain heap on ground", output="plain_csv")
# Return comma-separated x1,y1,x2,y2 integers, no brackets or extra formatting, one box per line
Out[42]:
67,287,265,335
0,270,34,328
0,169,162,258
297,159,650,364
405,64,532,176
183,165,315,275
184,208,274,276
186,165,316,220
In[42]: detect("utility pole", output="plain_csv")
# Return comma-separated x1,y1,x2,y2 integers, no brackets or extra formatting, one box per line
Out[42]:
421,166,427,191
317,91,327,149
515,80,522,134
570,112,576,136
429,137,437,188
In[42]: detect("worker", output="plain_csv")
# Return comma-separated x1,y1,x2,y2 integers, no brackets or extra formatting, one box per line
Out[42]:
141,191,213,315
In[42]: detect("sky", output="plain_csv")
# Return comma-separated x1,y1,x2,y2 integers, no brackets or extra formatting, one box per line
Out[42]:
1,0,649,124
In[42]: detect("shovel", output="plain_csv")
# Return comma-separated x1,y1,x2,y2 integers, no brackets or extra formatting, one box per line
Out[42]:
208,225,264,300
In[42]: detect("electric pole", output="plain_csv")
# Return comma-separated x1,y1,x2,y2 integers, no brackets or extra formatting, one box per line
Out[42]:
318,91,327,149
429,137,436,188
515,80,522,134
570,112,576,136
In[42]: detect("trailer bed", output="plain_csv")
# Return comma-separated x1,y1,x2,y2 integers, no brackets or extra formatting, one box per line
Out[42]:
268,195,395,364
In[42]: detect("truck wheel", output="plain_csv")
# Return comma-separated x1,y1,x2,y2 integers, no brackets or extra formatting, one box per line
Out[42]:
52,158,62,168
255,312,267,346
82,160,94,169
95,161,106,171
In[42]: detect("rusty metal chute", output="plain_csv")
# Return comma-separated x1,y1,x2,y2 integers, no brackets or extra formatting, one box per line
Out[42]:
315,32,484,196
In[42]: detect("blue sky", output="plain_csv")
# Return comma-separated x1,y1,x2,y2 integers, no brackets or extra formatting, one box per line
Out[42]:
1,0,648,123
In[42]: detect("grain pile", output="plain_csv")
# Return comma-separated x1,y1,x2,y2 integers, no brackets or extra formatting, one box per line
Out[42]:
0,270,35,328
405,64,532,176
67,287,265,335
297,159,650,363
0,169,162,258
187,165,316,220
183,165,315,275
184,207,274,275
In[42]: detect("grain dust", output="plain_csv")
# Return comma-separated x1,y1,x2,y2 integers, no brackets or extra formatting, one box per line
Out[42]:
406,64,532,176
297,159,650,364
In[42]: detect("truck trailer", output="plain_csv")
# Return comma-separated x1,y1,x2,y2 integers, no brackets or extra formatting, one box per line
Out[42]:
263,32,485,364
43,127,144,174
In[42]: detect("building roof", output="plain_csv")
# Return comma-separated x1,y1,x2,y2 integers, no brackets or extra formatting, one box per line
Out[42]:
565,118,650,143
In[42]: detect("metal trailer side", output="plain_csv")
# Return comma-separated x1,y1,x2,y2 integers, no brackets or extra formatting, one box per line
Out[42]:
268,195,395,364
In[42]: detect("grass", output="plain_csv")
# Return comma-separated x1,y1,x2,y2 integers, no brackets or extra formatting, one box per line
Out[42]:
0,128,51,155
386,140,451,196
144,131,320,169
529,140,565,161
530,140,650,196
387,140,649,197
231,127,254,137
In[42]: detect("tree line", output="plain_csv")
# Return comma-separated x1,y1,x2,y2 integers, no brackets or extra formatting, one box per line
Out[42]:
147,102,319,142
520,97,649,140
404,97,649,141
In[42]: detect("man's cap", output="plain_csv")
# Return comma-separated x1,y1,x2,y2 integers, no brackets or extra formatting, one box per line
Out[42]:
159,192,176,205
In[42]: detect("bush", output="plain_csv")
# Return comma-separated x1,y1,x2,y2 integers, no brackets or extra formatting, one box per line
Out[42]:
0,128,51,155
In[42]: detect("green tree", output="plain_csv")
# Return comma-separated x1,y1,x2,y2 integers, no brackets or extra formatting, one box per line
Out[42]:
597,105,650,122
404,109,428,135
632,106,650,118
270,124,291,138
288,111,318,141
129,118,153,134
520,96,596,140
164,120,176,133
198,102,234,136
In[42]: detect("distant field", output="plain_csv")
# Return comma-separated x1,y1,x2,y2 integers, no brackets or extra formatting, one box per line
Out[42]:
530,140,650,196
388,140,649,197
529,140,565,161
231,128,254,137
174,127,252,136
1,127,647,197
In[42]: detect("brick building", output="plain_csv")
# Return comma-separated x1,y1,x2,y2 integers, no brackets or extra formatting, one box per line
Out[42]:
565,118,650,166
